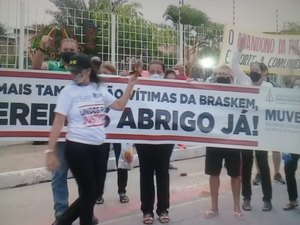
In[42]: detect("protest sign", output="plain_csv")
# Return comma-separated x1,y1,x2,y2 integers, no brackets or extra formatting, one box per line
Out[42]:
220,25,300,76
0,69,299,153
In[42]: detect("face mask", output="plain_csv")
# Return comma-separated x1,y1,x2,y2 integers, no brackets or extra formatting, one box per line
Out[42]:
249,72,262,82
216,77,231,84
60,52,76,64
150,73,164,79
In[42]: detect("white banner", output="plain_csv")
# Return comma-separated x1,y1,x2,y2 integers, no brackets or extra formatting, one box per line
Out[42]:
219,25,300,76
0,69,300,153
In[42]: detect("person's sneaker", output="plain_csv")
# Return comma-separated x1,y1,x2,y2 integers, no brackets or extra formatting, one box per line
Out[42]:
95,196,104,204
242,199,252,211
92,215,99,225
253,173,261,185
262,201,272,211
169,163,178,170
274,173,286,184
283,200,299,210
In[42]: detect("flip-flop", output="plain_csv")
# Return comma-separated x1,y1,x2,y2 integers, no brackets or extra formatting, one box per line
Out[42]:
158,213,170,224
143,214,154,224
283,202,299,210
204,210,219,219
234,212,245,220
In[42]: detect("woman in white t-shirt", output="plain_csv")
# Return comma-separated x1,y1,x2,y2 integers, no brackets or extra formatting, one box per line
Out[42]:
45,54,137,225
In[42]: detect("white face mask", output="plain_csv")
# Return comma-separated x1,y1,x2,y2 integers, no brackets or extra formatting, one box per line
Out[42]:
149,73,164,79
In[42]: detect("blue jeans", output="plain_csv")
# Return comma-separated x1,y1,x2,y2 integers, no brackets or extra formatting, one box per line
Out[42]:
51,142,69,218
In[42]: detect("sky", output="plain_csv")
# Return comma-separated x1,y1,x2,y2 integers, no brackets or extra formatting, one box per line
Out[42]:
0,0,300,32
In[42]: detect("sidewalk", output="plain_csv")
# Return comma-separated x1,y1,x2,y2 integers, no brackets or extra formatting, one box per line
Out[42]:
0,142,206,189
0,157,298,225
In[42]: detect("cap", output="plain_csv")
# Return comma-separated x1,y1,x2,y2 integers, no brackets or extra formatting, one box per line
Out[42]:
69,54,91,74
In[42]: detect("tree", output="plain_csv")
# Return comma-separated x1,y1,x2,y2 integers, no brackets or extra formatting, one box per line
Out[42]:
163,4,223,74
281,22,300,34
30,0,177,68
163,4,210,26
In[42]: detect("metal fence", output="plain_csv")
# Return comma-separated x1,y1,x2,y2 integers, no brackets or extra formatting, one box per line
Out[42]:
0,1,223,79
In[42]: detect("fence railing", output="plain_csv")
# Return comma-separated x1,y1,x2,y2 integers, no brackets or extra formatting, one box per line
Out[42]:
0,1,223,79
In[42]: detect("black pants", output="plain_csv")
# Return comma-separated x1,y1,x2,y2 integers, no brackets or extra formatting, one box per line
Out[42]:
102,143,128,194
241,150,272,202
57,140,109,225
135,144,174,216
284,154,299,202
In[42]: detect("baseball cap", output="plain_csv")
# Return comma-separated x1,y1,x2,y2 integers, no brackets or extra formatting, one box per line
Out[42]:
69,54,91,74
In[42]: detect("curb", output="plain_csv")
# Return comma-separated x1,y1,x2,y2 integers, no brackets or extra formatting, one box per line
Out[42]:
0,145,206,189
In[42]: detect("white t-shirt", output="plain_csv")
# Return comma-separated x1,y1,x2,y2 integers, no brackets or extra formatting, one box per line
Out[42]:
231,51,252,86
231,51,274,87
55,82,116,145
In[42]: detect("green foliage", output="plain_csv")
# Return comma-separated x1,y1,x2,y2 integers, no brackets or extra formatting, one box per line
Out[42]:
42,0,177,63
117,16,177,60
29,24,79,58
0,23,6,35
281,22,300,34
163,4,211,26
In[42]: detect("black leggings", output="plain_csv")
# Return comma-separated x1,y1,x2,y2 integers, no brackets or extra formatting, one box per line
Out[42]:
57,140,109,225
102,143,128,194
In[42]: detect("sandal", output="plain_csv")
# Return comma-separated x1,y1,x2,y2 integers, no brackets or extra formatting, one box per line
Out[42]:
234,211,245,220
283,202,299,210
119,193,129,203
204,210,219,219
158,213,170,224
143,214,154,224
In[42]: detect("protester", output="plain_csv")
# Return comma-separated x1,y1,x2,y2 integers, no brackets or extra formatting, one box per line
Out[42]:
31,36,83,224
94,62,130,205
283,152,299,210
99,62,117,75
135,60,174,224
251,64,285,185
232,40,273,211
120,58,149,77
164,69,177,79
282,78,300,210
45,54,137,225
31,36,79,70
204,64,244,220
174,63,189,80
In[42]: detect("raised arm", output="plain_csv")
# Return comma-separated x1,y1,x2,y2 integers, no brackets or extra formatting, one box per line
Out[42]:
232,39,252,86
110,75,138,110
31,35,52,70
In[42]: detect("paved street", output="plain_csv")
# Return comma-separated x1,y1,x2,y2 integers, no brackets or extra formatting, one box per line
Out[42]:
0,157,299,225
